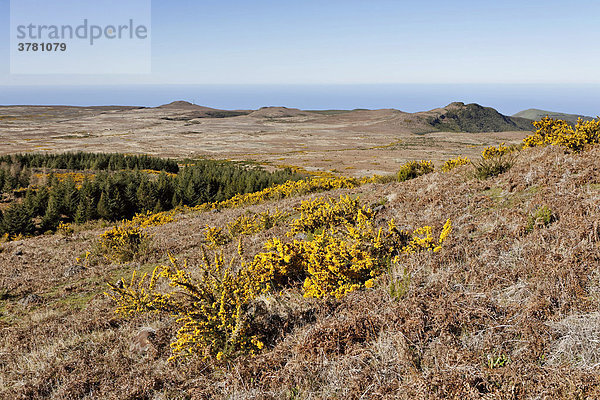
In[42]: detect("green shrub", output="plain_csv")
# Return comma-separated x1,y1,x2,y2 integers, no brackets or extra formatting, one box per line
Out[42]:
472,153,516,179
526,205,555,233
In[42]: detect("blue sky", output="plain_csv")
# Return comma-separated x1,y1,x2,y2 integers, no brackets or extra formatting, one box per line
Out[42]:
1,0,599,85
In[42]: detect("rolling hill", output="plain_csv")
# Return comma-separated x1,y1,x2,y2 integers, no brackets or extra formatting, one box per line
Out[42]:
513,108,595,124
421,102,534,133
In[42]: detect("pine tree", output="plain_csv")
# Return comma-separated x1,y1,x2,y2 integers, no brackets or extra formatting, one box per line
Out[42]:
42,194,61,231
74,198,88,224
34,187,49,217
97,191,110,220
136,178,156,211
184,180,198,205
23,189,37,217
61,177,78,216
3,203,34,236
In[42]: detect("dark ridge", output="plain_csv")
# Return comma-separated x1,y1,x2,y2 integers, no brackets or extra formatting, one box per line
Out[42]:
429,102,533,132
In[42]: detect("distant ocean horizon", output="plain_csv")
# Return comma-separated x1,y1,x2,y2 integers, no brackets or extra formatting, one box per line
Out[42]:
1,84,599,117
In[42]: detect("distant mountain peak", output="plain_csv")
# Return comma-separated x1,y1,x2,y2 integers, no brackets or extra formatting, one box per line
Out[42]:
421,102,532,133
157,101,216,111
249,106,309,118
446,101,467,108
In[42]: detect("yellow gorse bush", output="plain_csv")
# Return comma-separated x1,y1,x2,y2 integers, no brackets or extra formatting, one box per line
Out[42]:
129,210,174,229
107,252,265,360
34,172,91,186
227,209,289,237
99,224,146,262
192,176,360,212
442,156,470,172
204,209,289,248
358,174,397,184
288,195,371,236
396,160,435,182
57,221,74,236
108,196,452,360
203,226,231,249
242,208,388,300
482,143,512,159
400,218,452,255
99,210,174,262
523,116,600,152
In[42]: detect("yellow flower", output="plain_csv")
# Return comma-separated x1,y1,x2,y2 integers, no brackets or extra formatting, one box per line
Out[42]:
442,156,470,172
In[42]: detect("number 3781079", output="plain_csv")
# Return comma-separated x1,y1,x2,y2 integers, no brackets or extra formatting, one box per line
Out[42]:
18,43,67,52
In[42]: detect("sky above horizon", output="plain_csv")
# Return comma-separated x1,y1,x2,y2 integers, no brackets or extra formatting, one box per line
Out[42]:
1,0,599,86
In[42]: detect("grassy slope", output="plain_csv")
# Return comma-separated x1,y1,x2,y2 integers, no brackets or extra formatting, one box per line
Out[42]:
513,109,595,124
1,145,600,399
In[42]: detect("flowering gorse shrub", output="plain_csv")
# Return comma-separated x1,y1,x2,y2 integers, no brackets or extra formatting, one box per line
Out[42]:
99,210,174,262
399,218,452,255
474,144,518,179
108,196,452,360
226,209,288,237
523,116,600,152
193,176,360,211
99,225,146,263
107,252,265,360
482,143,513,159
204,209,289,248
203,226,231,249
359,174,397,184
57,221,74,236
442,156,470,172
288,195,371,236
396,160,435,182
129,210,174,229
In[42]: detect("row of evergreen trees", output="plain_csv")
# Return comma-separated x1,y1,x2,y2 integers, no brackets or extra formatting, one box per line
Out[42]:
0,152,180,195
0,165,31,194
0,152,179,174
0,160,303,237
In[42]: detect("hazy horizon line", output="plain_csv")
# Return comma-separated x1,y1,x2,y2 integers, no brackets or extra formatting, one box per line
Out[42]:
1,83,598,116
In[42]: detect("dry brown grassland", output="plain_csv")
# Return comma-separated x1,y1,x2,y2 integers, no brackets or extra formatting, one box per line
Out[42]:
0,144,599,399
